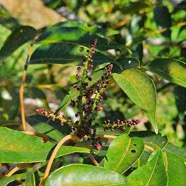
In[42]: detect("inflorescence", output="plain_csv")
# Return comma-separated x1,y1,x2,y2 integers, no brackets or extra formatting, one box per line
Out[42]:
36,39,140,150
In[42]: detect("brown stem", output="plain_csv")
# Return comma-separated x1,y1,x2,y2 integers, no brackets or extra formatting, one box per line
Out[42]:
96,134,117,139
87,154,99,166
144,145,154,152
19,45,33,131
6,163,32,177
40,134,80,186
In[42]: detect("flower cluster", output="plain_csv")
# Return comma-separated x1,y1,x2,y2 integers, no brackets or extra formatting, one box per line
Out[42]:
36,39,140,150
103,119,140,131
36,108,72,126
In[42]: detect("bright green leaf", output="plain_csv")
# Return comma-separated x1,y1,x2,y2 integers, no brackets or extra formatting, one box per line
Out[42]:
45,164,128,186
0,26,37,62
0,127,89,163
146,58,186,88
104,134,144,174
113,68,158,133
130,131,168,150
163,143,186,161
164,152,186,186
128,150,167,185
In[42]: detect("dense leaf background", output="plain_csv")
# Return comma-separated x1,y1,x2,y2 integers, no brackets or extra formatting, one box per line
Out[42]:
0,0,185,185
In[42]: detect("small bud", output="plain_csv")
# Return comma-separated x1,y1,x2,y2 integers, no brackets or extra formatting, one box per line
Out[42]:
97,105,103,111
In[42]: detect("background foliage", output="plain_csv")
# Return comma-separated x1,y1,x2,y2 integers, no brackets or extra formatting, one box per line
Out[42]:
0,0,186,185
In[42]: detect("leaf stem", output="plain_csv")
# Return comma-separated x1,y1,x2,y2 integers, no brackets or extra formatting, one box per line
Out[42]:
87,153,99,166
6,163,32,177
40,134,80,186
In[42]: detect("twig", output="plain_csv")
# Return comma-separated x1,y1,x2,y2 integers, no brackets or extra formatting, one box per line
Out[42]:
87,154,99,166
40,134,80,186
144,145,154,152
6,163,32,177
19,44,33,131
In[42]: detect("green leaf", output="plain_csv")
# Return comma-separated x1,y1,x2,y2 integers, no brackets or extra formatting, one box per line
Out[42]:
45,164,128,186
146,58,186,88
163,143,186,161
104,134,144,174
55,21,119,37
130,131,168,150
25,172,36,186
0,127,89,163
36,24,124,51
113,68,158,133
0,173,27,186
26,115,71,142
29,43,115,65
153,6,171,38
128,150,167,185
113,57,140,72
164,152,186,186
0,26,37,62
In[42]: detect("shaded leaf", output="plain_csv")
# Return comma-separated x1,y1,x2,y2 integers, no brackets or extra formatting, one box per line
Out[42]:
29,43,115,65
36,24,124,51
128,150,167,185
55,21,119,37
104,134,144,174
45,164,128,186
153,6,171,38
146,58,186,88
26,115,71,142
164,152,186,186
0,173,27,186
0,26,37,62
0,127,89,163
113,68,158,133
25,172,36,186
113,57,140,72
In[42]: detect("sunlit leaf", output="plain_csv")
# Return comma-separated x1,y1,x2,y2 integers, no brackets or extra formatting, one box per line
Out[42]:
163,143,186,161
104,134,144,174
45,164,128,186
146,58,186,88
128,150,167,185
113,68,158,133
164,152,186,185
130,131,168,150
0,127,89,163
0,26,37,62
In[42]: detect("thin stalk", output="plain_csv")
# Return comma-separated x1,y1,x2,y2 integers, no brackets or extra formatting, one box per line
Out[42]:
19,44,33,131
40,134,80,186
